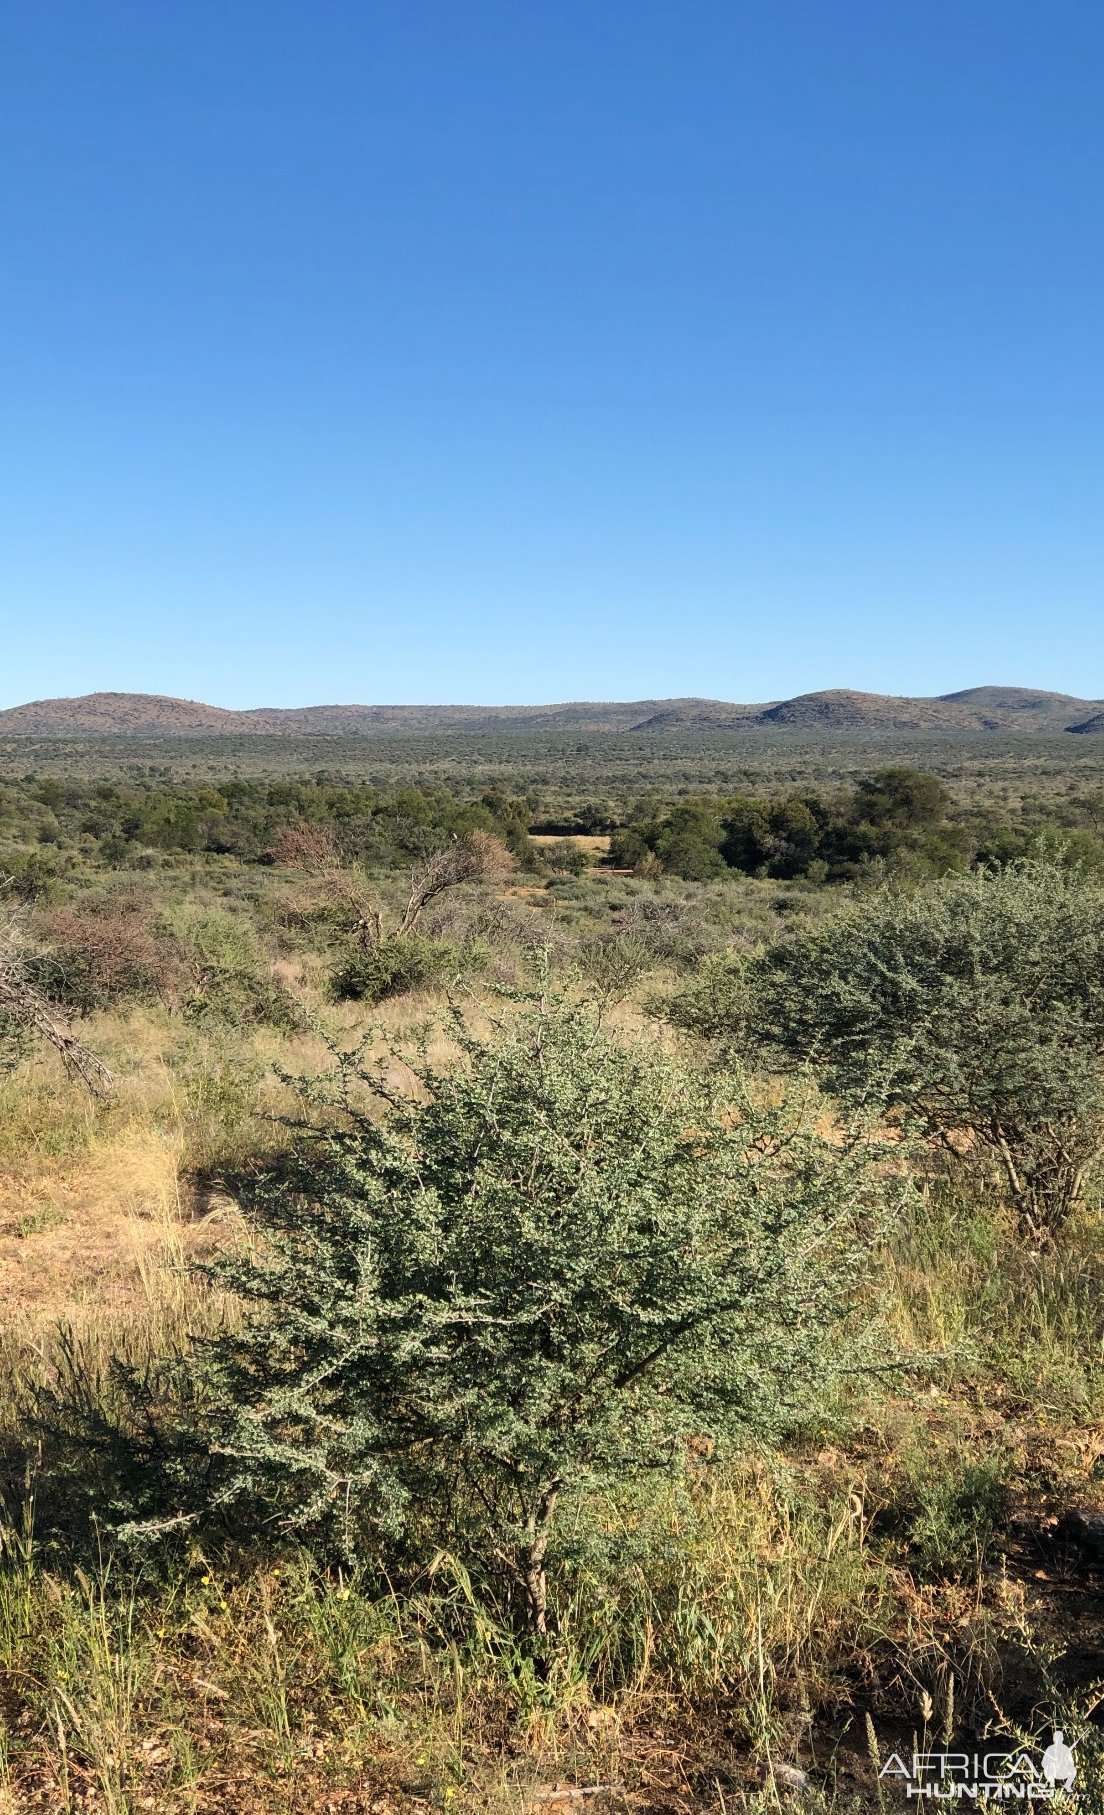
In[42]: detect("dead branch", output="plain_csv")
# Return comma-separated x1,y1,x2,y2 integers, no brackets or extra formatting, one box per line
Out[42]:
0,921,114,1096
274,822,515,947
398,831,516,935
268,822,342,873
270,823,384,949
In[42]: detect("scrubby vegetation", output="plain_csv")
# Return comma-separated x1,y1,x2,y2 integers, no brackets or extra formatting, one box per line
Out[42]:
1,741,1103,1810
5,753,1104,895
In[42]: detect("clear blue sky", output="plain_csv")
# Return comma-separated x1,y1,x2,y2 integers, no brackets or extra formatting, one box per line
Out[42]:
2,1,1102,708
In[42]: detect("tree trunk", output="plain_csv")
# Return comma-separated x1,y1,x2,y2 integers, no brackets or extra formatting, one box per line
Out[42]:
521,1485,559,1635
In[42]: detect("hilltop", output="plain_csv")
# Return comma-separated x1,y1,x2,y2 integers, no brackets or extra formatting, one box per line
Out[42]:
637,686,1104,734
0,691,726,738
1,684,1102,738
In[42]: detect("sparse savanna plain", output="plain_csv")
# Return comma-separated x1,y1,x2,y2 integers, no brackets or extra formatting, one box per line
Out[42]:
1,690,1104,1813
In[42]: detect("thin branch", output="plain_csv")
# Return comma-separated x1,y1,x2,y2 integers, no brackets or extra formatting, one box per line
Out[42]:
0,924,114,1096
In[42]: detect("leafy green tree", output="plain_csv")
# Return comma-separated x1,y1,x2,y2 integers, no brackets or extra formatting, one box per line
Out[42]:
852,768,951,831
972,826,1034,868
164,998,893,1637
653,805,727,880
576,801,617,835
606,828,648,869
655,833,726,880
749,862,1104,1237
718,798,773,873
721,797,821,878
478,790,540,866
762,798,821,877
541,838,591,875
976,823,1104,878
822,768,969,879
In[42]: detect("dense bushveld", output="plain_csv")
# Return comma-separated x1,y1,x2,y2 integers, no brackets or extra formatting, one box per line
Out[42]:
1,755,1103,1812
5,752,1104,892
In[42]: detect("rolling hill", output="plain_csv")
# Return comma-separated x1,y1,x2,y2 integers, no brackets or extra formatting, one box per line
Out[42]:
0,685,1101,738
0,692,733,737
636,687,1104,734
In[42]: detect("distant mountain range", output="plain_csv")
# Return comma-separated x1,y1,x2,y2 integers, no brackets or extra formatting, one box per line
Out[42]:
1,686,1103,737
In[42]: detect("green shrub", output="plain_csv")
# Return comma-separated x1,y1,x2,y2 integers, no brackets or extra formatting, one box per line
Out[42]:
331,933,456,1003
2,851,63,902
648,949,750,1046
158,901,300,1029
540,839,591,876
0,1012,31,1074
749,861,1104,1238
176,1043,269,1172
146,995,899,1640
573,932,654,998
897,1449,1011,1577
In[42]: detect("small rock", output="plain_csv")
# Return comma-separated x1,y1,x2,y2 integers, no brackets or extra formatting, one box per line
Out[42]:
769,1762,811,1794
1056,1509,1104,1562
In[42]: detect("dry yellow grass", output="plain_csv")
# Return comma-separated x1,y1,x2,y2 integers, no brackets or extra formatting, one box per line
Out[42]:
0,1121,191,1321
0,985,491,1344
527,835,611,853
0,1013,236,1337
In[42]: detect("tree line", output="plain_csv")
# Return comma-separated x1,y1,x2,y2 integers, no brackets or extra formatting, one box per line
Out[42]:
613,767,1104,881
4,766,1103,891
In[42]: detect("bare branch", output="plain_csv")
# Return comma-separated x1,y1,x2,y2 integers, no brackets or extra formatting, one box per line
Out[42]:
271,822,384,949
273,822,514,947
398,832,515,936
0,918,114,1097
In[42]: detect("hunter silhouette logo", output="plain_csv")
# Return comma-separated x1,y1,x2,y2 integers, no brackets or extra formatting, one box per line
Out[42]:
1041,1731,1076,1790
878,1728,1078,1799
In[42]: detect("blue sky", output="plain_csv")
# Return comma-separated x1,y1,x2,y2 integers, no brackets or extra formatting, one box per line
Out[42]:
2,1,1102,708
